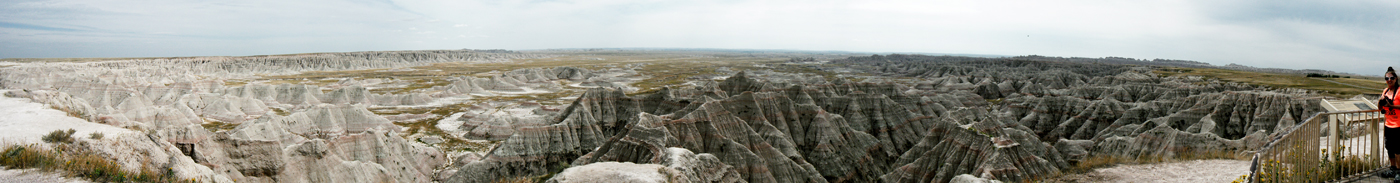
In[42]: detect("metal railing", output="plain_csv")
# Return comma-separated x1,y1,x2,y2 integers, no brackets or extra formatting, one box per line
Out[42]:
1251,110,1386,183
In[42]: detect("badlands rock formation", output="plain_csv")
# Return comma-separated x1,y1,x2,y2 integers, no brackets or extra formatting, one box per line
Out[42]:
425,67,602,98
0,50,541,182
0,50,1335,183
448,71,1071,183
829,54,1321,162
446,54,1326,183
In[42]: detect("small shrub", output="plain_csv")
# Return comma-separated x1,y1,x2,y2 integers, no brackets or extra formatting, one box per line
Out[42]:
88,132,103,140
42,129,76,144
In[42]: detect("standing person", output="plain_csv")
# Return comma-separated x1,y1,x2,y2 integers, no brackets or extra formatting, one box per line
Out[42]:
1382,67,1399,181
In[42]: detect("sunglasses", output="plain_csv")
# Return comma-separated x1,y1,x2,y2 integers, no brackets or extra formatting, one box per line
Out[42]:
1390,76,1397,81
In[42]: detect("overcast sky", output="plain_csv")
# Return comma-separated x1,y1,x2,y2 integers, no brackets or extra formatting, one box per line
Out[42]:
2,0,1397,74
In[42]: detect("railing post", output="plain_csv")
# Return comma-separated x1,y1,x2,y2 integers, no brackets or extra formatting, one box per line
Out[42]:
1375,112,1383,172
1248,110,1387,183
1311,115,1322,183
1331,113,1340,163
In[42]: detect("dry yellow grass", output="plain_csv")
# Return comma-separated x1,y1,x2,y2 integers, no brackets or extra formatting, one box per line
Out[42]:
1154,67,1384,98
200,121,240,132
0,144,192,182
1317,77,1387,90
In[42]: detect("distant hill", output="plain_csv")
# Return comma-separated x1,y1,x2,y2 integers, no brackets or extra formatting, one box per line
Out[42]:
1010,55,1362,77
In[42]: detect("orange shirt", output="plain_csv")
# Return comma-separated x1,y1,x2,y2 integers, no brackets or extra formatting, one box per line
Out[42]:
1386,88,1400,128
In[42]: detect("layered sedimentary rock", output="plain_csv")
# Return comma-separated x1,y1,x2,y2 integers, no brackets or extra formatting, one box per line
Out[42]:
881,110,1065,183
169,104,445,183
71,130,236,182
446,88,626,183
435,67,599,96
181,94,269,124
0,49,1342,183
4,66,448,183
457,114,552,141
0,50,541,140
503,67,595,82
1091,120,1246,159
661,94,827,183
464,55,1326,183
831,54,1324,170
450,71,1064,183
268,104,398,138
563,113,743,183
277,139,395,183
225,84,436,108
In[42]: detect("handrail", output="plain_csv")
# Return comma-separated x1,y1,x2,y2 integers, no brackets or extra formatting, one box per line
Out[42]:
1250,110,1386,183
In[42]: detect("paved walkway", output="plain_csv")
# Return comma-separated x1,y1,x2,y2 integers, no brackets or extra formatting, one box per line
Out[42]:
1351,173,1395,183
1048,159,1250,183
1352,175,1389,182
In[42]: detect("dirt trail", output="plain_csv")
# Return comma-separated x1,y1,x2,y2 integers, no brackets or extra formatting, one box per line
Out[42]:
0,168,88,183
1049,159,1250,183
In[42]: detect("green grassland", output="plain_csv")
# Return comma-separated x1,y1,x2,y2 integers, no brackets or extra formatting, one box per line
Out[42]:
1153,67,1385,98
1317,76,1386,90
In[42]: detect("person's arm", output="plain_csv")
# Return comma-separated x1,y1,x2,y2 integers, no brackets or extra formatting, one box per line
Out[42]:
1385,99,1392,114
1382,94,1388,108
1381,89,1391,113
1384,89,1395,114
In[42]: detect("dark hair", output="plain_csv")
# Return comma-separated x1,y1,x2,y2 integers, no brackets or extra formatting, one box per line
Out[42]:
1391,67,1398,89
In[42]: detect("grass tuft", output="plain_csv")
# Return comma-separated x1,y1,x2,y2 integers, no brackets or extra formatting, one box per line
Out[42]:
0,144,191,182
41,129,75,144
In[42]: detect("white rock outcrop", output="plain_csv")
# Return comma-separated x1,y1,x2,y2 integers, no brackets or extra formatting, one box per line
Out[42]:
0,50,527,183
546,162,682,183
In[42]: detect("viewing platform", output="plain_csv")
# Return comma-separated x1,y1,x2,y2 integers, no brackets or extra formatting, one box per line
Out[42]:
1251,97,1387,183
